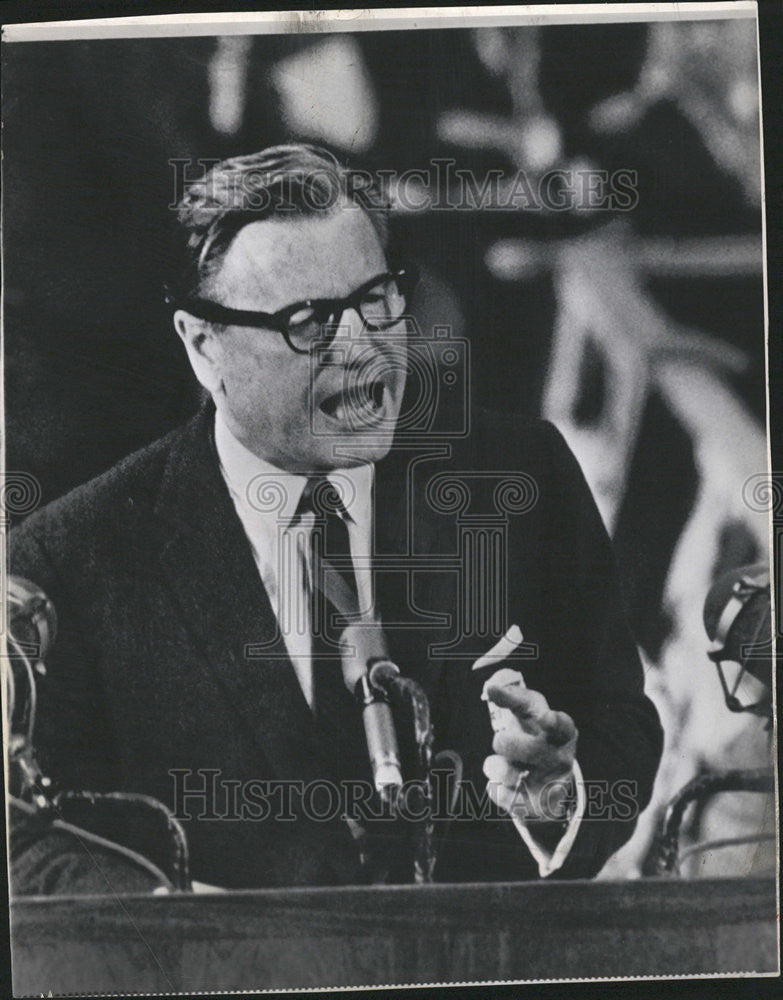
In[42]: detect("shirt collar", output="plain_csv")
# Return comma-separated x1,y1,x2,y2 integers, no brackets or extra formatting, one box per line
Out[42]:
214,409,373,529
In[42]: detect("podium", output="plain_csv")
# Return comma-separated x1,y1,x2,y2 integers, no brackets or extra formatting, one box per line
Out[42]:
11,877,778,995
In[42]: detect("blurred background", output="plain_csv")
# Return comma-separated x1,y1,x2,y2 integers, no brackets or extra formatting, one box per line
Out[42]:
3,17,772,878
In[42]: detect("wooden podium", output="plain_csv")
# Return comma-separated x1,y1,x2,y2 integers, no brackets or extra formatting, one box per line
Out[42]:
11,877,778,995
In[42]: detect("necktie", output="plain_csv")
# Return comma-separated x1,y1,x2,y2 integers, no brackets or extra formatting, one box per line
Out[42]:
297,477,370,783
298,478,410,882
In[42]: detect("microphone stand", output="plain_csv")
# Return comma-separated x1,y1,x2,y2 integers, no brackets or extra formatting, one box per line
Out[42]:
373,665,435,882
53,789,191,891
6,582,192,892
369,661,463,885
651,767,775,876
336,618,464,884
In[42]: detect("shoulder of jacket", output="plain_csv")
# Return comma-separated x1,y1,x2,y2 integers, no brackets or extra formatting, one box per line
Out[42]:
11,419,191,548
457,404,565,464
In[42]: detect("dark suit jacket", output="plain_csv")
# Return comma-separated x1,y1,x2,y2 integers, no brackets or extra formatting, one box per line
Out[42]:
9,404,662,889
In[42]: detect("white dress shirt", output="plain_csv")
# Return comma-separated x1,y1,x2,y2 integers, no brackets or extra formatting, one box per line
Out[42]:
215,409,373,708
214,409,582,876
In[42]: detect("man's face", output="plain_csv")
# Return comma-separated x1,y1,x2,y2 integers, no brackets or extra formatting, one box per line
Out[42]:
198,207,408,471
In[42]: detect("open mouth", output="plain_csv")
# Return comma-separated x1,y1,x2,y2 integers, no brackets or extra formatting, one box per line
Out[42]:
319,378,387,425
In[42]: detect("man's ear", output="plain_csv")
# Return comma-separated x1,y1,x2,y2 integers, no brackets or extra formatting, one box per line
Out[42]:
174,310,224,396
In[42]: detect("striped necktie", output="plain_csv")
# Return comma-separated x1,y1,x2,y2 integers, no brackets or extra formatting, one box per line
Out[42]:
296,477,370,782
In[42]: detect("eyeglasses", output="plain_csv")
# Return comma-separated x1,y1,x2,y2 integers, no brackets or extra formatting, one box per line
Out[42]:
166,264,418,354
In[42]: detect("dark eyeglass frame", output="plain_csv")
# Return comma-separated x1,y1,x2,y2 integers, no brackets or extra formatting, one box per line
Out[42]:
165,263,419,355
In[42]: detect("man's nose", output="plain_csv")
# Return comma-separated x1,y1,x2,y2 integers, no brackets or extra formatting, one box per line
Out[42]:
336,305,402,348
334,304,367,341
318,306,369,367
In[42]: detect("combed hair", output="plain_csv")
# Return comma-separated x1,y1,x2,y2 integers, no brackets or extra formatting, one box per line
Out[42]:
171,144,391,299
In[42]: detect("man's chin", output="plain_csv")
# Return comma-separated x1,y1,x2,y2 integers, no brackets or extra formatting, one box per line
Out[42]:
310,426,396,468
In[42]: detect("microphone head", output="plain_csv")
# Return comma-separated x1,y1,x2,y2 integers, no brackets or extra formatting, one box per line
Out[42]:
703,562,772,691
368,658,401,692
338,621,390,692
8,576,57,659
5,577,57,765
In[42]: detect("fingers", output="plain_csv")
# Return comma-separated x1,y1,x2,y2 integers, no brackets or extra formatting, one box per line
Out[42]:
485,682,550,720
492,728,576,779
492,729,541,764
483,753,526,788
483,754,530,819
486,682,578,749
542,709,577,748
486,777,523,819
484,753,575,824
483,755,571,822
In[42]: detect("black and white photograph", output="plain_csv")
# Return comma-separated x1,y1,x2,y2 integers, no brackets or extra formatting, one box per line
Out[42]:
1,2,779,994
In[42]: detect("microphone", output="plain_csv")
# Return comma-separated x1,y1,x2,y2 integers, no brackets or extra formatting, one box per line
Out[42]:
339,624,403,806
5,578,193,890
703,562,772,714
7,576,57,661
6,577,57,727
5,577,58,805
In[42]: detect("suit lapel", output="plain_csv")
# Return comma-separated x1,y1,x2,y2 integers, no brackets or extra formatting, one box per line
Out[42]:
151,410,460,778
373,442,458,695
153,406,324,784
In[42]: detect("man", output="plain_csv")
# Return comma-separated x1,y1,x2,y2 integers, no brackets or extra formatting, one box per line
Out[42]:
9,144,662,890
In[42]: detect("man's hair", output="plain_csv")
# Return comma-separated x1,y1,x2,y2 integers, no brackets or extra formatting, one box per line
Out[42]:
171,143,391,299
